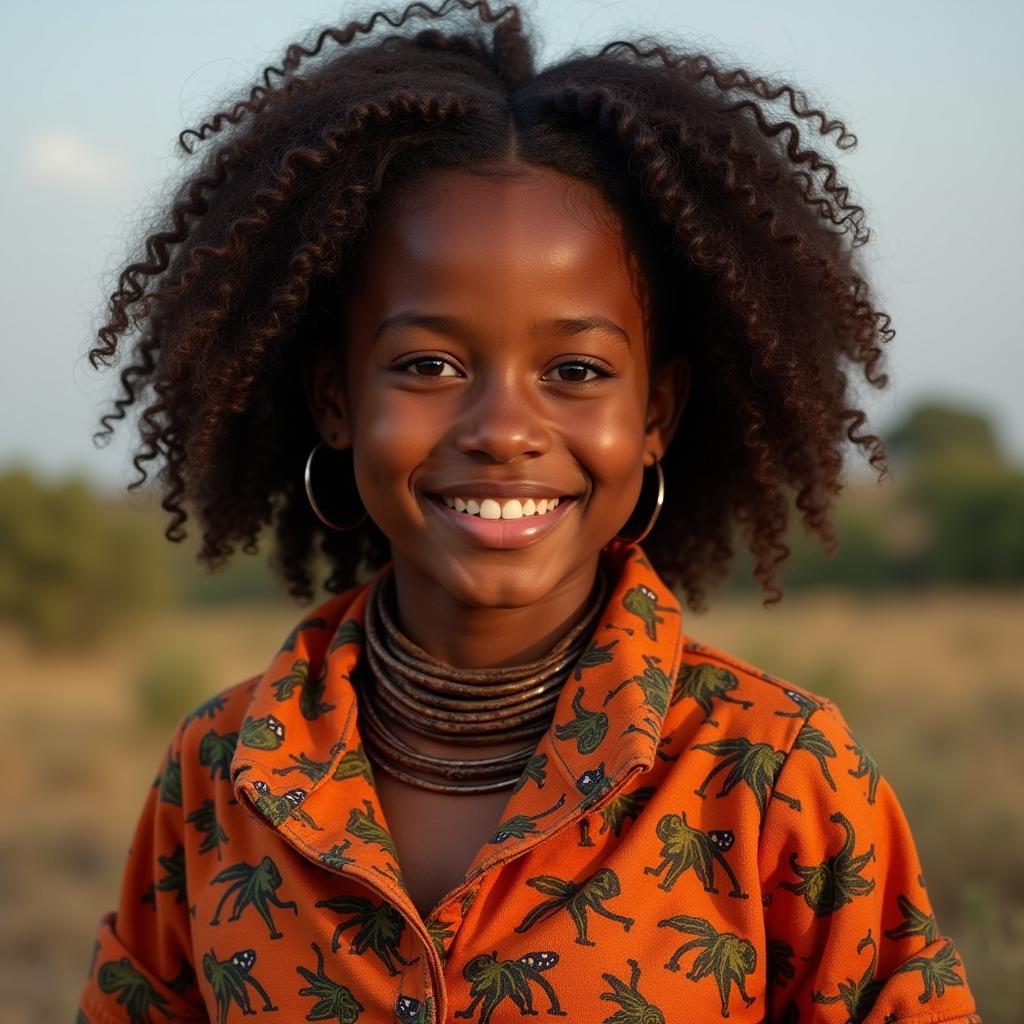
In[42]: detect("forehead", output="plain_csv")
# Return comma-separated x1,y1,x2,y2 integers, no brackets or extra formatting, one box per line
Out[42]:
355,166,648,311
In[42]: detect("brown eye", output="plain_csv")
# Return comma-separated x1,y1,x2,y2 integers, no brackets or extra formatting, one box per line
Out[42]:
548,360,606,384
396,357,459,378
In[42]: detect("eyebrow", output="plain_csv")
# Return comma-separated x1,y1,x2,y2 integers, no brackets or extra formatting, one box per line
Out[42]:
373,311,630,347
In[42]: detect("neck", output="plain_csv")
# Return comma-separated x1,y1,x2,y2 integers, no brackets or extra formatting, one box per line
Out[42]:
387,551,606,670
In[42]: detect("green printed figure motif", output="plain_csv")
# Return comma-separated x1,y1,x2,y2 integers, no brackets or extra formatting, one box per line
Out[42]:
296,942,365,1023
159,751,182,807
154,845,189,905
674,664,754,727
622,584,677,641
514,867,634,946
96,957,175,1023
658,914,757,1018
779,811,876,916
185,799,229,859
240,715,286,751
320,841,357,871
426,915,457,965
692,737,798,822
643,810,747,899
883,893,939,944
890,939,970,1005
271,658,336,720
328,619,365,654
183,693,229,728
599,958,666,1024
199,729,239,780
490,793,567,844
251,780,322,830
203,948,277,1024
332,743,374,784
553,686,609,754
845,732,882,805
593,785,654,839
789,719,839,791
512,752,548,794
572,638,619,680
272,745,345,783
210,855,298,938
346,799,399,859
454,949,566,1022
810,928,885,1022
314,893,420,975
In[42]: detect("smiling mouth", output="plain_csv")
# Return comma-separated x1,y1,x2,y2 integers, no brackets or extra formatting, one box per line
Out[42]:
426,494,573,520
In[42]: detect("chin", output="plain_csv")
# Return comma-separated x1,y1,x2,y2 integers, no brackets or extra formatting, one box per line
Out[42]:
428,551,566,608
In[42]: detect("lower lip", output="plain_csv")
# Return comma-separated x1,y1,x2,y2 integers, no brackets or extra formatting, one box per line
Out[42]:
423,495,577,550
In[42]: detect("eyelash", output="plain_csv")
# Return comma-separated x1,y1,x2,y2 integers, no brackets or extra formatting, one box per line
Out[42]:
392,355,614,386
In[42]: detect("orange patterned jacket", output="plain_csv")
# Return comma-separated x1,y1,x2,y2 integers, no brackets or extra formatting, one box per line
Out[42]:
77,540,981,1024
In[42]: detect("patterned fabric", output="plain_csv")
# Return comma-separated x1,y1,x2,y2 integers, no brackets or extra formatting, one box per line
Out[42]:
77,540,981,1023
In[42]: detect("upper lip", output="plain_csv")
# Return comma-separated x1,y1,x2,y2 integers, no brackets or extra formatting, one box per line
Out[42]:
426,481,576,499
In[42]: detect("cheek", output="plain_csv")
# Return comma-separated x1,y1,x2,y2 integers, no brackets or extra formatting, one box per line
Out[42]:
569,396,647,502
350,391,440,507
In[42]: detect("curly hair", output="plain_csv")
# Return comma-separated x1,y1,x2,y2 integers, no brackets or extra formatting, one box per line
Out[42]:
87,0,894,611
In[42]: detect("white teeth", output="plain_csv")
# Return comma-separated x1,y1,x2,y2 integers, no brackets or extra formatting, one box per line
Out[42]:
438,495,565,519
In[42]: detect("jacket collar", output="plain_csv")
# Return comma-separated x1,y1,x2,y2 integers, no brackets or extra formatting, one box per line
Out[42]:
230,539,684,908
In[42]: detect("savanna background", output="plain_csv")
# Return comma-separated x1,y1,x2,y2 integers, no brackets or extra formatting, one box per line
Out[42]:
1,1,1021,1022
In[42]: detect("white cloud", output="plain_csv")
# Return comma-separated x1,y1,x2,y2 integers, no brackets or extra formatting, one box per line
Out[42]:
23,129,130,190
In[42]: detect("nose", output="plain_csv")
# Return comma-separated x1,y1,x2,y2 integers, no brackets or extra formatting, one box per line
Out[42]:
452,370,551,462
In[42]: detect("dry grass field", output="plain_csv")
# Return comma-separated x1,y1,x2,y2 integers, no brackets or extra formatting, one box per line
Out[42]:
1,589,1021,1023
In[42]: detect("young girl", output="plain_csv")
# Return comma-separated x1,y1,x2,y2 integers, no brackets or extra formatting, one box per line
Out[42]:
77,2,981,1021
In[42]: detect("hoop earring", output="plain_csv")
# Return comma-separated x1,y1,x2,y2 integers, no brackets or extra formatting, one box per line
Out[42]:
614,459,665,544
304,440,369,532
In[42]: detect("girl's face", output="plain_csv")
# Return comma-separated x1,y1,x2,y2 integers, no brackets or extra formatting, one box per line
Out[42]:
306,164,689,610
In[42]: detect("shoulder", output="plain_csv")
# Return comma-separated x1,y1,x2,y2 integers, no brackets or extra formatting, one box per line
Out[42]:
673,635,842,756
151,673,262,798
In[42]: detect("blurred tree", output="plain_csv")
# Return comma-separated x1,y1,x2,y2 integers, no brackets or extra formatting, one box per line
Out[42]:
887,400,1007,471
0,465,178,649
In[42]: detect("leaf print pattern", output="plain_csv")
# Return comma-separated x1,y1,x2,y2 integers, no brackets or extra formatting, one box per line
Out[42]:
513,867,634,945
239,714,286,751
454,949,566,1022
97,957,175,1023
552,686,609,754
572,637,618,679
692,736,797,822
779,810,876,915
675,663,754,727
658,914,757,1018
644,809,747,898
511,752,547,793
314,893,419,974
598,957,665,1024
295,942,365,1021
76,542,981,1024
203,948,277,1023
210,856,298,938
272,658,336,720
809,927,885,1022
198,729,238,781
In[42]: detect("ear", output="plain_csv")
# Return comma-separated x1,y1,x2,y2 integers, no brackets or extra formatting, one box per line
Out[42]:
301,346,353,450
643,355,691,466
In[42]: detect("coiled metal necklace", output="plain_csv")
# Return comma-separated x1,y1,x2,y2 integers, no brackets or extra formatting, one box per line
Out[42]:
352,564,609,794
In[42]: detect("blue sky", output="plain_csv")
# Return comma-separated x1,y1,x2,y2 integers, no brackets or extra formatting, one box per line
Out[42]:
3,0,1021,490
